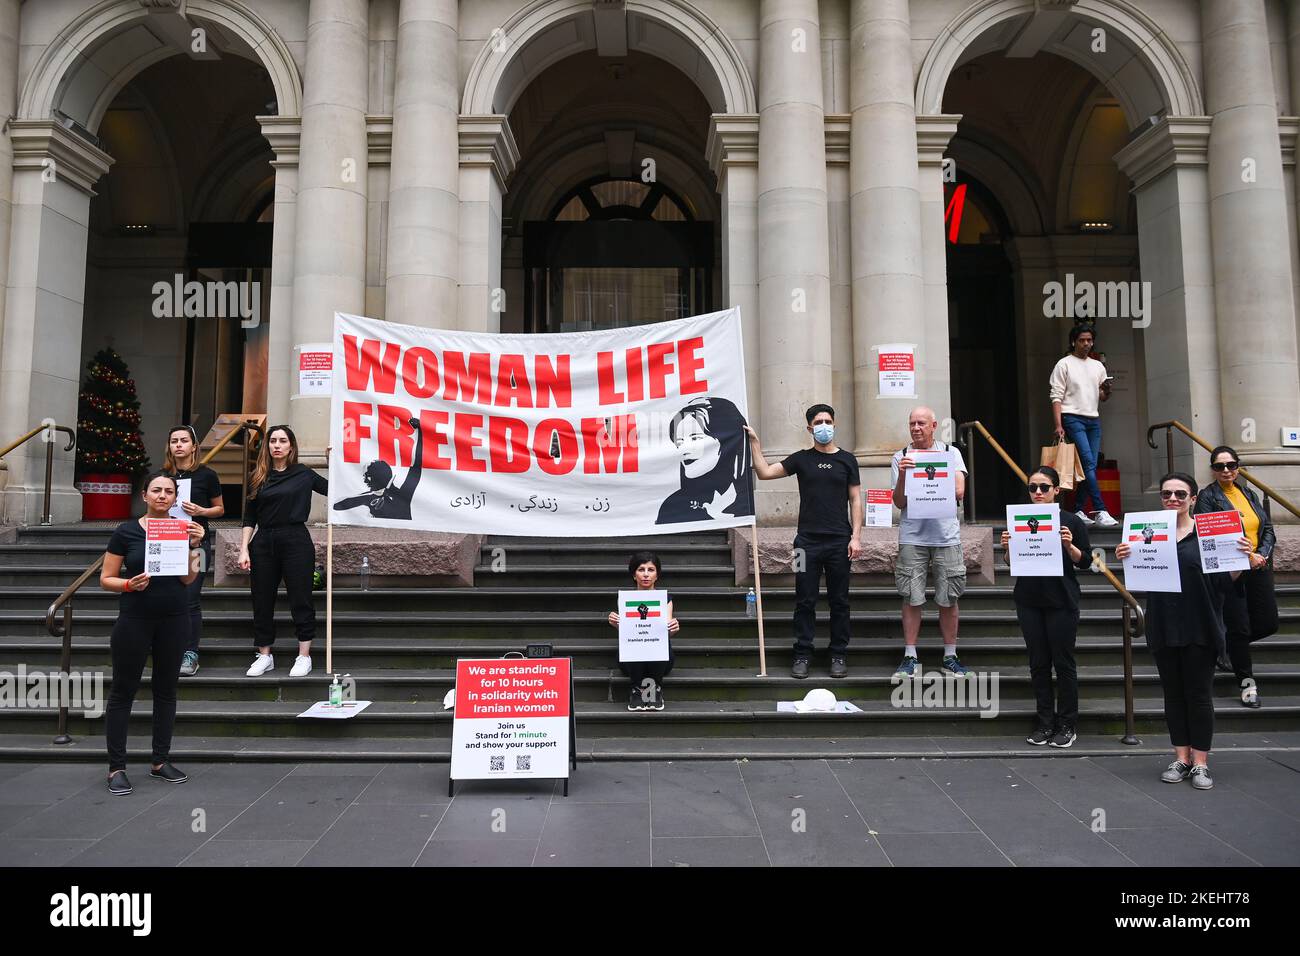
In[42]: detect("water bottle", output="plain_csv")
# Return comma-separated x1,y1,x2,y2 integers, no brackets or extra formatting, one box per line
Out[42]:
329,674,342,707
360,554,370,591
745,587,757,618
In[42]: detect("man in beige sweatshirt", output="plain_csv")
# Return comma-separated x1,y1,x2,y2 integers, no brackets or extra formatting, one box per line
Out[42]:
1050,323,1117,527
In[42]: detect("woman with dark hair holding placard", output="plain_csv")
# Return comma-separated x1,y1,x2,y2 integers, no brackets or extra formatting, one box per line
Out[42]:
162,425,224,676
607,551,680,711
1195,445,1277,708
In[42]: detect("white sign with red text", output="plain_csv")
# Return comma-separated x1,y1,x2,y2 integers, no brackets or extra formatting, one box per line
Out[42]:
450,658,571,780
145,518,190,576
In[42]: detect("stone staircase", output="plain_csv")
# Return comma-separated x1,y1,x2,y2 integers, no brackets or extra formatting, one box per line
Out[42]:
0,523,1297,761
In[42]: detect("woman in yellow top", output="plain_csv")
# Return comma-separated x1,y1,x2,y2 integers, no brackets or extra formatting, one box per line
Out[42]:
1194,445,1277,708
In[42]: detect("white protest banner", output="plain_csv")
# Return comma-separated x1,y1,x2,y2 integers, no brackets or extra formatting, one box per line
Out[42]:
865,489,893,527
299,343,333,396
1193,510,1249,574
618,589,670,662
168,477,192,520
877,344,916,398
1005,503,1062,577
903,449,956,519
145,518,190,576
1121,510,1181,592
329,309,754,536
450,658,571,780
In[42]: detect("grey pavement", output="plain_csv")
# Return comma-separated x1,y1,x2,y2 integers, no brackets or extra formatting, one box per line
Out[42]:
1,754,1297,866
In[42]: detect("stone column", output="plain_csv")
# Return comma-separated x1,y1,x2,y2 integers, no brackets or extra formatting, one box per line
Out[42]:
757,0,833,522
290,0,369,458
826,115,855,454
0,123,112,523
385,0,460,328
915,113,960,449
849,0,926,475
0,0,19,361
458,116,518,332
1202,0,1300,513
258,117,300,426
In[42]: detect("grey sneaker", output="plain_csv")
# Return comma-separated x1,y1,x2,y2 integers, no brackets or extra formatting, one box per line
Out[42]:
1048,724,1077,748
1160,759,1192,784
1189,764,1213,790
791,658,810,679
1026,726,1053,746
179,651,199,676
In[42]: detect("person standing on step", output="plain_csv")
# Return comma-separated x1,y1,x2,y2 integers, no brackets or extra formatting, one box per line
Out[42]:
607,551,680,710
1000,465,1092,748
1195,446,1277,709
100,471,205,795
162,425,224,677
1116,473,1249,791
238,425,328,679
891,406,970,678
745,404,863,680
1049,323,1119,528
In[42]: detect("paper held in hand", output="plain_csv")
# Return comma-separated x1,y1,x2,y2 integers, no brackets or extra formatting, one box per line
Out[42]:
618,589,670,662
167,478,191,520
1005,504,1063,577
865,489,893,527
1193,511,1250,574
903,449,956,519
145,518,190,576
1120,510,1181,592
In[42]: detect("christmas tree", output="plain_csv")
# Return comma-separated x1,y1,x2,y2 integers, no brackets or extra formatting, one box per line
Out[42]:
75,348,150,479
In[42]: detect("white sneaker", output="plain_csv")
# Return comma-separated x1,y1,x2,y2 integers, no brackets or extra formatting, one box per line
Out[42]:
1094,509,1120,528
1075,510,1096,526
289,655,313,678
246,653,274,677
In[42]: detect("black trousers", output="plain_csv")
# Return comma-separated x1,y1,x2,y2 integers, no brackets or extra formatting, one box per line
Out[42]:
619,652,674,689
1016,604,1079,727
184,540,211,654
793,534,851,656
105,613,187,771
249,524,317,648
1152,642,1216,752
1220,566,1279,681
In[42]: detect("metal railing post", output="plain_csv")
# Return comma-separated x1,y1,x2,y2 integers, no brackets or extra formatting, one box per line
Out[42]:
42,428,55,525
54,603,73,744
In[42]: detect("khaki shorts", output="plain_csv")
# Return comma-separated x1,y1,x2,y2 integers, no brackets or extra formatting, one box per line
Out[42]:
895,543,966,607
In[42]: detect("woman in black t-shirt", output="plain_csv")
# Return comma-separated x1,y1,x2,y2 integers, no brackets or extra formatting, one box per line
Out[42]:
1116,472,1248,791
100,471,205,795
1000,465,1092,749
238,425,328,679
163,425,225,676
607,551,680,710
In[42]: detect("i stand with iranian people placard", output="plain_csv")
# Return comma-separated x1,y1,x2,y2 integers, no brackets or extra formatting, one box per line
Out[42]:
1005,503,1062,576
618,590,670,662
1120,510,1181,592
903,449,956,519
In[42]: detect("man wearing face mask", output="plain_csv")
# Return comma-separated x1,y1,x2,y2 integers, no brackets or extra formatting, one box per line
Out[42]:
745,405,863,679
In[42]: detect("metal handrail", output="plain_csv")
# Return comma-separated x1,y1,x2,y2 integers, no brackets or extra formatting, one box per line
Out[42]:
0,422,77,525
957,420,1028,521
45,420,264,744
1147,419,1300,520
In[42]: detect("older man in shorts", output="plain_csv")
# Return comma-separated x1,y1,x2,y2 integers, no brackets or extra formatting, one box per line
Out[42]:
890,407,971,677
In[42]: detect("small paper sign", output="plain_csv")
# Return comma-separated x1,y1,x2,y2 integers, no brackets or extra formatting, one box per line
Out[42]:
903,449,956,519
1120,510,1181,592
877,344,916,397
299,344,333,396
168,477,192,520
145,518,190,576
1005,503,1063,577
866,489,893,527
618,589,670,662
1193,510,1250,574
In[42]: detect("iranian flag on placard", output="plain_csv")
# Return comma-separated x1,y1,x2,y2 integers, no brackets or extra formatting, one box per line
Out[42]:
1013,513,1054,532
624,599,662,618
912,461,949,477
1127,522,1169,541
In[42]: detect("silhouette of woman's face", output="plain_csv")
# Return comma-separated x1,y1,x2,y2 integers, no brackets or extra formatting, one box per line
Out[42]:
675,416,721,479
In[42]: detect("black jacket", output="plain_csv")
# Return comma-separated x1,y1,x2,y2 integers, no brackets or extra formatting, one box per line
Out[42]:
1195,480,1275,561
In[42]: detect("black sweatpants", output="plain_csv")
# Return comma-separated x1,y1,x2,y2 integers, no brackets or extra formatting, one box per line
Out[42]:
1016,604,1079,728
105,613,187,772
1220,566,1279,682
1152,642,1216,753
793,534,851,657
619,655,674,690
249,524,317,648
184,540,211,654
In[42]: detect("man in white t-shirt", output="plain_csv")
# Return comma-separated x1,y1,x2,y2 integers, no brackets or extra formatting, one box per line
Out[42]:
1049,323,1117,527
890,407,970,678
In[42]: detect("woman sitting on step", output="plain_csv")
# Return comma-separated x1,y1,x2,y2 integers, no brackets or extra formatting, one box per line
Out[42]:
607,551,680,711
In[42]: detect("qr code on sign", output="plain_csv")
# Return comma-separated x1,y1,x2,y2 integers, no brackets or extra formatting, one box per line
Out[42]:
1204,555,1219,570
146,561,161,574
516,755,530,772
147,543,162,556
489,755,504,772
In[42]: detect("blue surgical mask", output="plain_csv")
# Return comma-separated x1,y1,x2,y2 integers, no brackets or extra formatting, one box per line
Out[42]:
812,423,834,445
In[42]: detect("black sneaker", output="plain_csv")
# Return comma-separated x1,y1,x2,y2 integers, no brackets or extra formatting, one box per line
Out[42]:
627,688,645,712
1026,726,1053,746
1048,724,1076,748
1215,654,1233,673
829,657,848,679
107,770,132,796
790,658,810,679
652,684,665,711
149,762,189,784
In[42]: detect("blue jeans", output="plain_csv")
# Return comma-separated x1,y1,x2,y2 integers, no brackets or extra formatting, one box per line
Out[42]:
1062,413,1102,513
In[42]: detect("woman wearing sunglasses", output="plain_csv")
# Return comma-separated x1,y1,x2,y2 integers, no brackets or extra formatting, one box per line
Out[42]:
1000,466,1093,748
1195,446,1277,708
1116,473,1249,790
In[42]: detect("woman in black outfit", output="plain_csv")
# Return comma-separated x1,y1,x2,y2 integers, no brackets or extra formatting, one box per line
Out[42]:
1000,465,1092,748
1195,446,1277,708
100,471,205,795
163,425,224,676
1116,472,1248,790
607,551,680,710
238,425,328,679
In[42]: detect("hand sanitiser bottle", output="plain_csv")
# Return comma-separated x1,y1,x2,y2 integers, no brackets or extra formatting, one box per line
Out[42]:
329,674,343,707
360,555,370,591
746,588,757,618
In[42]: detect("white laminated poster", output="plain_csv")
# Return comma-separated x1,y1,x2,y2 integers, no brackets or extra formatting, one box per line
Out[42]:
1193,511,1250,574
298,700,372,719
865,489,893,528
1121,510,1181,592
145,518,190,576
618,589,670,662
903,449,957,519
877,344,916,398
168,477,192,520
298,343,333,396
1005,503,1063,577
450,658,571,781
